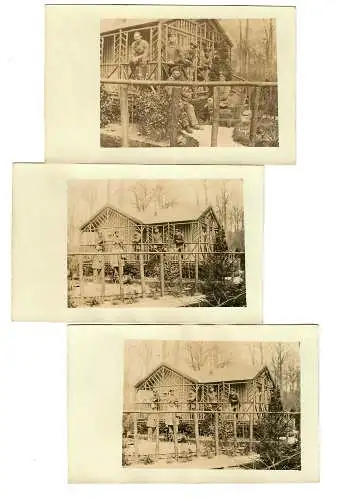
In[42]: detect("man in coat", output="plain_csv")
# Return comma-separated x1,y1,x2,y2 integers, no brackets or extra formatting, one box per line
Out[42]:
129,31,149,79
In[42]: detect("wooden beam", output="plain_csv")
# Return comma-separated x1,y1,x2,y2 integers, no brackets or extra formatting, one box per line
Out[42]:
139,252,145,297
101,78,277,87
249,86,261,146
100,255,105,300
157,22,162,80
119,84,129,147
210,85,220,147
214,411,220,456
78,255,84,301
169,86,181,147
118,255,124,300
178,252,183,292
160,253,165,297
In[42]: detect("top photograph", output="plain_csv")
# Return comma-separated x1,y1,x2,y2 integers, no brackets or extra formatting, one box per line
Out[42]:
101,18,279,149
45,5,295,164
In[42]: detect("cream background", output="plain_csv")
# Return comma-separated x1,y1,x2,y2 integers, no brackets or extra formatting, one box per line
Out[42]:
68,324,319,483
12,163,264,323
45,5,295,165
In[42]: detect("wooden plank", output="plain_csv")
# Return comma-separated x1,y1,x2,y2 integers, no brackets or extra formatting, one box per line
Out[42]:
249,412,254,453
249,86,261,146
100,255,105,300
173,413,179,460
214,411,220,456
160,253,165,297
78,254,84,301
102,78,278,87
119,84,129,147
118,255,124,300
210,86,220,146
233,412,237,446
194,252,199,292
194,411,200,457
155,413,160,459
169,86,181,147
178,252,183,291
139,252,145,297
133,412,139,461
157,22,162,80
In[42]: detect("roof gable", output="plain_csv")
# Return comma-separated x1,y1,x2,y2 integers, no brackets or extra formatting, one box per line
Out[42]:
80,204,143,232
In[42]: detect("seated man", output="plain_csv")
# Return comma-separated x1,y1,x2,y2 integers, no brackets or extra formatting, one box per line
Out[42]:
198,45,212,81
164,33,187,79
183,42,197,80
167,67,203,133
129,31,149,79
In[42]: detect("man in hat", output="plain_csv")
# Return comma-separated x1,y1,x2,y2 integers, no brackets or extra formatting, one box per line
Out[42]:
199,45,212,81
152,227,163,253
229,388,240,419
129,31,149,79
165,389,179,441
93,231,104,283
173,228,185,255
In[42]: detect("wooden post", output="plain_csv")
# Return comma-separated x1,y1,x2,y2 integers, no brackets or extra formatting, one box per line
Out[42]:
169,87,181,147
118,255,124,301
78,254,84,301
233,412,237,447
160,253,165,297
194,411,200,457
194,251,199,292
210,86,220,146
173,413,179,460
120,84,129,147
214,411,220,456
249,86,261,146
157,22,162,80
178,252,183,292
133,412,139,461
100,255,105,301
139,253,145,297
249,412,254,453
155,413,160,459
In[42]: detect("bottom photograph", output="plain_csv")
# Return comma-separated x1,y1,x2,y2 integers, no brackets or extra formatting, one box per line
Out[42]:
68,325,319,483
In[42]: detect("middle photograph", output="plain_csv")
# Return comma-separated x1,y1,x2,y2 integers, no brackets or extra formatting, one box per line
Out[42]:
12,164,263,323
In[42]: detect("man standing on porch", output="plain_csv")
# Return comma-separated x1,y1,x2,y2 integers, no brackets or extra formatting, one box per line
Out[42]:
129,31,149,79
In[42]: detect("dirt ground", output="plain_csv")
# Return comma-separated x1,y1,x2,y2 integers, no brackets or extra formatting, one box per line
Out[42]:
123,438,258,469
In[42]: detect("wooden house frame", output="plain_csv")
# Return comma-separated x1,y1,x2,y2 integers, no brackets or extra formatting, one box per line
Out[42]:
79,203,222,261
100,19,233,81
134,362,275,423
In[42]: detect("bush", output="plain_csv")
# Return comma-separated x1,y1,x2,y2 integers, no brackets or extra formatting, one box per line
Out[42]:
134,88,171,142
233,117,279,147
100,85,121,128
253,387,301,470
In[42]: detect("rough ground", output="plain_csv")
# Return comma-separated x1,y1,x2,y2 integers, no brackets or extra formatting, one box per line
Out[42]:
69,282,205,307
101,123,243,147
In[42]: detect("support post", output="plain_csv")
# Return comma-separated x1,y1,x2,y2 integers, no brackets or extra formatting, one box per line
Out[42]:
173,413,179,460
160,253,165,297
155,413,160,459
139,252,145,297
100,255,105,300
249,86,261,146
133,412,139,461
120,84,129,147
169,87,181,147
78,254,84,301
194,251,199,292
178,252,183,292
118,255,124,301
249,412,254,453
194,412,200,457
233,412,237,446
210,86,220,146
214,411,220,456
157,22,162,80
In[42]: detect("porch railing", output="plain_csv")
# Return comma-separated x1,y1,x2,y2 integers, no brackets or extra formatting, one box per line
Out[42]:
100,78,278,147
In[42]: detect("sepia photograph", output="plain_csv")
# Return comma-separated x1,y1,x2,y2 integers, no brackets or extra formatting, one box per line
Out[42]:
67,324,319,483
68,178,246,309
45,5,295,164
122,340,300,470
100,18,279,149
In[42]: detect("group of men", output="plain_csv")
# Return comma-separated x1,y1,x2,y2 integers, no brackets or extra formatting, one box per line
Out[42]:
132,227,185,254
128,30,234,137
146,386,241,441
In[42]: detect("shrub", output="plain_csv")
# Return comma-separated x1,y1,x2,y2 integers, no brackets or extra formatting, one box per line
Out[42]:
233,117,279,147
133,88,171,142
100,85,121,128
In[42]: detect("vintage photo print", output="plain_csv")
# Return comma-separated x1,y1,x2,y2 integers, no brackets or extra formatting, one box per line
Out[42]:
68,325,319,483
68,178,246,309
46,5,295,164
12,164,263,323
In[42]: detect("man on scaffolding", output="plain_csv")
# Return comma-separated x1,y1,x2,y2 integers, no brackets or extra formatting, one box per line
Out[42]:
129,31,149,80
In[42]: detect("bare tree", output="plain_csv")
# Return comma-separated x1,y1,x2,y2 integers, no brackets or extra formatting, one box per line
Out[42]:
229,205,244,233
129,182,155,212
271,343,289,397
